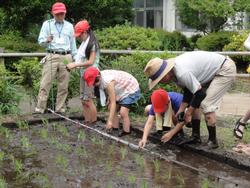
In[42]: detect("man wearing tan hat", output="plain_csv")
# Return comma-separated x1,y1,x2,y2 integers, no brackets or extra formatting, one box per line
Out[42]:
144,51,236,149
34,2,77,114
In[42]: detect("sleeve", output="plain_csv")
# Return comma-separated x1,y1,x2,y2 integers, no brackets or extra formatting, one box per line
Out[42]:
70,25,77,60
178,72,201,94
244,34,250,50
148,105,155,116
38,21,49,48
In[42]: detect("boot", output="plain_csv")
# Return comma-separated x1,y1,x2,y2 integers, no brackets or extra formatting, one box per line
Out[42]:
206,125,218,149
191,119,201,144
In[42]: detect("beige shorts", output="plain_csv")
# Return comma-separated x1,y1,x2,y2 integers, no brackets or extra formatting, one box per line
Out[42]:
201,58,236,113
80,78,95,101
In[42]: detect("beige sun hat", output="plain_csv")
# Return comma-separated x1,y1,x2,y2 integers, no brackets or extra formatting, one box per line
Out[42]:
144,57,175,90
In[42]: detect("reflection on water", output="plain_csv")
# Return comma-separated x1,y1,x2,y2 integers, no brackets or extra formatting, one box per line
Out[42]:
0,121,249,188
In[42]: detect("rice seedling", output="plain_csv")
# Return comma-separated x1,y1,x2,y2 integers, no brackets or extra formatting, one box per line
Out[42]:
75,146,87,158
0,151,5,162
201,178,210,188
153,159,160,173
4,129,13,142
97,138,104,148
55,154,69,170
14,159,23,174
42,118,49,127
91,135,98,145
107,181,113,188
175,173,185,187
20,135,32,150
17,120,29,131
61,143,72,153
128,173,137,184
115,169,123,177
39,128,48,140
164,166,172,181
108,144,115,156
142,180,149,188
34,173,51,188
134,153,145,168
58,125,70,137
0,176,7,188
120,147,128,160
77,130,86,142
105,160,113,172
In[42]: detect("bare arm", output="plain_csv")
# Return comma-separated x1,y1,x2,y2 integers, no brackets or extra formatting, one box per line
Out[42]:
139,115,154,148
67,51,96,69
161,122,185,143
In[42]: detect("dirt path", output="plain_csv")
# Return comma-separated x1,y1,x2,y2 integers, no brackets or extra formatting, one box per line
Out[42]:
218,92,250,116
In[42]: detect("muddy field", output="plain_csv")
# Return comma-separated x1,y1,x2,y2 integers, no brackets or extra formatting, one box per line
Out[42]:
0,119,250,188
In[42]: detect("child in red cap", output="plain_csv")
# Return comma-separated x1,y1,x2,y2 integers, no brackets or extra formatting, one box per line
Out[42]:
67,20,100,124
83,67,141,137
139,89,184,148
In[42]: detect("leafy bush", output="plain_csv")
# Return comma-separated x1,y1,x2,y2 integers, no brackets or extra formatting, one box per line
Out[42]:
0,31,42,52
156,30,191,50
109,52,181,114
15,58,80,110
96,23,162,50
0,65,21,114
196,31,236,51
223,31,250,71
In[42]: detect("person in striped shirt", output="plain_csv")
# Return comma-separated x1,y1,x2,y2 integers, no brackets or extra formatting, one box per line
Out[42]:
83,67,141,137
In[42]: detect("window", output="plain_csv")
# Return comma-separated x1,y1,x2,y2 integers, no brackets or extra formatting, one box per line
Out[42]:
134,0,163,28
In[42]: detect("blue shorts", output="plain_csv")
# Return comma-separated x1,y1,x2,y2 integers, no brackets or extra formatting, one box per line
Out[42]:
118,90,141,108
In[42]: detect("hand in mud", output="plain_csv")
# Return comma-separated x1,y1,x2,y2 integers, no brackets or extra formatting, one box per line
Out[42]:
138,139,147,148
161,131,174,143
106,121,113,131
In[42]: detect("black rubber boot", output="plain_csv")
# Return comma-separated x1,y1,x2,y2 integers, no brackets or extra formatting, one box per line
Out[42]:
191,119,201,144
206,126,218,149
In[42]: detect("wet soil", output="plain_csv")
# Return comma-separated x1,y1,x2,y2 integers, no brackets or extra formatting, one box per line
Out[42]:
1,114,250,187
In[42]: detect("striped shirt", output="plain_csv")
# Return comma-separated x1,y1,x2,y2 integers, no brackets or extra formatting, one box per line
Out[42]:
100,70,140,101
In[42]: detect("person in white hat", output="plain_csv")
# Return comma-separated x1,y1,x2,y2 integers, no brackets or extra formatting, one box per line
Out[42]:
144,51,236,149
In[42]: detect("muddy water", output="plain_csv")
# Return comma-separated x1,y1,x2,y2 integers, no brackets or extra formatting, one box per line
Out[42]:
0,121,249,188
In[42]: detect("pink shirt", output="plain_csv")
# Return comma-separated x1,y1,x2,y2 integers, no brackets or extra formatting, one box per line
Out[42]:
100,70,139,101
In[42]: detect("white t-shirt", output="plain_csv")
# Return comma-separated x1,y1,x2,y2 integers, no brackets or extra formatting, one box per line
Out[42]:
173,51,225,93
244,34,250,50
100,70,139,101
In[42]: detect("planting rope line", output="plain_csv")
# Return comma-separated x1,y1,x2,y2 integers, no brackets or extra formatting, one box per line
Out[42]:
47,108,245,187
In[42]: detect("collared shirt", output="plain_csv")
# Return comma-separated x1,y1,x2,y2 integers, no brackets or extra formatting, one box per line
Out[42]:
173,51,225,93
38,19,77,59
100,70,140,101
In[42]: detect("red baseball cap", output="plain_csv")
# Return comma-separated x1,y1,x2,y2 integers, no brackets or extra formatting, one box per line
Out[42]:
74,20,90,37
83,67,99,87
51,2,67,14
151,89,169,113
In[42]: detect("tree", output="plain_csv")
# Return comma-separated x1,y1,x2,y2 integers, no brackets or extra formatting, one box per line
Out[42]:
175,0,250,33
0,0,133,38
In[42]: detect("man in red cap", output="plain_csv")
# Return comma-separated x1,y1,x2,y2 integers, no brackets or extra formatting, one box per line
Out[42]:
83,67,141,137
35,2,77,114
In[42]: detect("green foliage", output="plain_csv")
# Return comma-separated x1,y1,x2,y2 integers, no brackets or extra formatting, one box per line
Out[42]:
0,32,41,52
156,30,191,50
96,23,162,50
110,52,181,114
0,0,133,36
196,31,236,51
0,65,21,114
15,58,80,110
175,0,247,33
223,31,250,70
